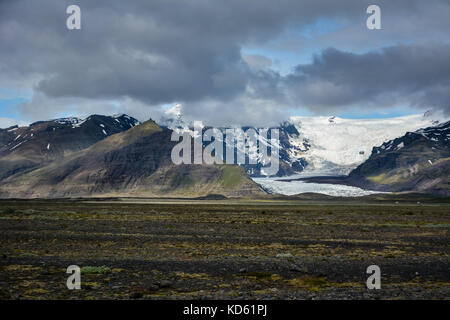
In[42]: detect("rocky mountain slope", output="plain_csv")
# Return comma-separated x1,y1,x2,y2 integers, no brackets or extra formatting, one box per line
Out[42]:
347,121,450,195
0,118,263,198
0,114,139,181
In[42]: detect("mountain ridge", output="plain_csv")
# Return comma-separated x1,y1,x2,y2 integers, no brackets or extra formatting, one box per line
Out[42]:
347,120,450,195
0,114,140,181
0,118,264,198
160,106,447,177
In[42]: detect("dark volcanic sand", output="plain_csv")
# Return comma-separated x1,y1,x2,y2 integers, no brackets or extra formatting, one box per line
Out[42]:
0,199,449,300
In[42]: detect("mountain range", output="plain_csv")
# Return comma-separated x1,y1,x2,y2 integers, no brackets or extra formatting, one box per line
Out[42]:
0,114,139,181
0,111,448,198
161,105,445,177
0,115,263,198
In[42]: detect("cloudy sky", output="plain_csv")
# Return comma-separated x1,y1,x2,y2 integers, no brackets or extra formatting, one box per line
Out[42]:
1,0,450,127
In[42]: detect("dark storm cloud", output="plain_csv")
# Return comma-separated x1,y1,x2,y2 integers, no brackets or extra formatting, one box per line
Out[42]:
1,0,369,105
0,0,450,124
285,44,450,114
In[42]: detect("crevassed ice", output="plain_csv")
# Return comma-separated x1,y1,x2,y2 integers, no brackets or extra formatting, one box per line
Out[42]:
253,176,383,197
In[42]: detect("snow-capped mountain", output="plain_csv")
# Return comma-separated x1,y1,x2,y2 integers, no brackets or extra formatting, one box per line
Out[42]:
368,120,450,161
0,114,140,181
1,114,140,153
29,114,140,130
159,105,292,177
347,120,450,195
159,105,447,177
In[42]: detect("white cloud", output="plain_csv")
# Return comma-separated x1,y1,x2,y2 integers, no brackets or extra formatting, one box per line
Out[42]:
0,117,29,129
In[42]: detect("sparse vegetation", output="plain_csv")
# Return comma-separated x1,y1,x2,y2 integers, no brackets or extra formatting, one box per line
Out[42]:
0,199,448,299
219,165,242,189
19,252,38,258
81,266,111,275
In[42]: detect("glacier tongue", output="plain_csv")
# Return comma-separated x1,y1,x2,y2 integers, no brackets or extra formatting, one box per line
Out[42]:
253,174,384,197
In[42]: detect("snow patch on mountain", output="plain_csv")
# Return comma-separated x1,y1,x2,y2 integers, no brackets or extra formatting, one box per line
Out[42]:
54,117,83,125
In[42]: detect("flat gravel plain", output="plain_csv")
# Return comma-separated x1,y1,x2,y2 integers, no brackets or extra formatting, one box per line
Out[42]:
0,199,449,300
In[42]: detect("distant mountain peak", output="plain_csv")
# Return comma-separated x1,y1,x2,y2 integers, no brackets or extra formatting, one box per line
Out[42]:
412,119,450,143
159,103,190,132
28,113,140,129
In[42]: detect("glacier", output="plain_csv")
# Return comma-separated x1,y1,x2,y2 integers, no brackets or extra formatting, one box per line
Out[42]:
286,113,447,175
159,104,448,196
253,176,382,197
254,112,448,196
